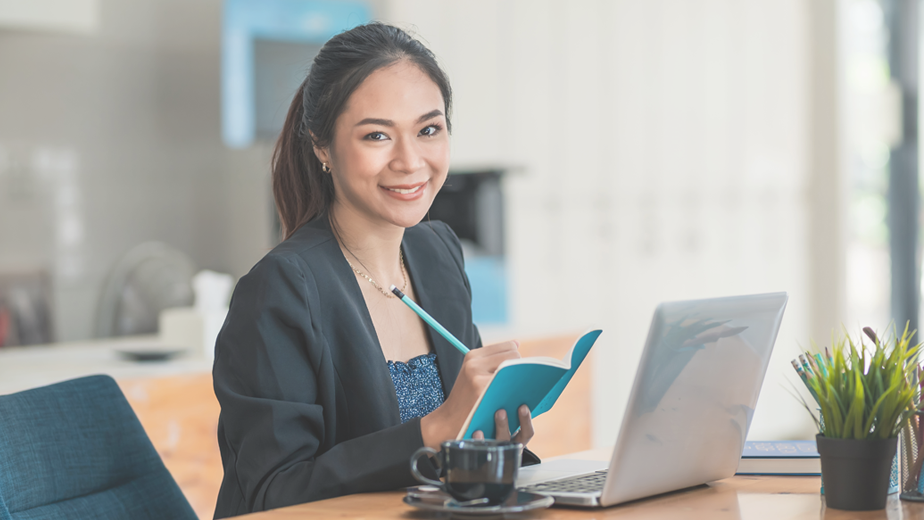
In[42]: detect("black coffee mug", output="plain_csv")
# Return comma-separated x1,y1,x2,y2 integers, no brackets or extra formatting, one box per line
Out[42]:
410,439,523,505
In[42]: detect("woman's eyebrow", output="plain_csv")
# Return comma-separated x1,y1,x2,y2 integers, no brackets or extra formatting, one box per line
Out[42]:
416,109,443,123
355,117,393,127
355,109,444,128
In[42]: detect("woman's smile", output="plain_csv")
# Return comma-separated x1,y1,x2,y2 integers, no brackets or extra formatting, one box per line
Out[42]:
381,180,428,200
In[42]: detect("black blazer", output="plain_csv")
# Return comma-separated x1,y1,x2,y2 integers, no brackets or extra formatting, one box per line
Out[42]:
213,216,484,517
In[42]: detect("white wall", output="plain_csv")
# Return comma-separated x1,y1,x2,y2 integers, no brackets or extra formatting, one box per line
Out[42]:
383,0,820,443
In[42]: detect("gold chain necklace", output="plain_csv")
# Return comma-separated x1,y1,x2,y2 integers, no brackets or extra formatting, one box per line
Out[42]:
346,250,408,298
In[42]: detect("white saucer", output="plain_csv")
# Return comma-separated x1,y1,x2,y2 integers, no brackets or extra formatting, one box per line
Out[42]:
403,486,553,516
114,344,187,362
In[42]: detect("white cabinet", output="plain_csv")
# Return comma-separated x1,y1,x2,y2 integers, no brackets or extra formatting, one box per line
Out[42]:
0,0,98,34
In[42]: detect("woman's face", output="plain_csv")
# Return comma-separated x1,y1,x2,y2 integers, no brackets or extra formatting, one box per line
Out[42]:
316,60,450,230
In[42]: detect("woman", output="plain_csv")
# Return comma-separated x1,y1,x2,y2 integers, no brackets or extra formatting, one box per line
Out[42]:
212,23,537,518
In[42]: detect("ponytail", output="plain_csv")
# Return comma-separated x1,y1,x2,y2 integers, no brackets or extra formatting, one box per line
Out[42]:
272,81,334,240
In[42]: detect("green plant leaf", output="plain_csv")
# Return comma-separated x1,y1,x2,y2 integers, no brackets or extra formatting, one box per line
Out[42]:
796,323,921,440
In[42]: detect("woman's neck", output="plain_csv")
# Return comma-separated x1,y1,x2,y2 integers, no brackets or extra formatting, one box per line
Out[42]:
329,202,406,284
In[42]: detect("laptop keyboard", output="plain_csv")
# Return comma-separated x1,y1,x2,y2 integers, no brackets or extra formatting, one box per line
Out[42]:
521,470,608,495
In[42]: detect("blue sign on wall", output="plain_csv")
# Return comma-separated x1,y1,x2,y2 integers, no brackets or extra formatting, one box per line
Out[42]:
466,256,508,326
222,0,370,148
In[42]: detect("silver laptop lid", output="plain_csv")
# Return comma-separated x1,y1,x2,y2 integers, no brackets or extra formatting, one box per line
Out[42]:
602,292,788,506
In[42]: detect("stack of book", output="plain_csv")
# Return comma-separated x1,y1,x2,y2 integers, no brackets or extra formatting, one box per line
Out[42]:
736,440,820,476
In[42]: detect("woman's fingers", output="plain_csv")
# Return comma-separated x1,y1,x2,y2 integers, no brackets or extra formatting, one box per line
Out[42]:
512,405,534,446
494,409,511,440
484,340,520,352
472,407,533,445
468,341,520,363
455,341,521,397
464,347,520,376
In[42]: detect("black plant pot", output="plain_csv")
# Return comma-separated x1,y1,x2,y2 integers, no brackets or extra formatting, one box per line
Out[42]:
816,434,897,511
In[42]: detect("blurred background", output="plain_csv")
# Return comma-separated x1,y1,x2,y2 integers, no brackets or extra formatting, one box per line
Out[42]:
0,0,921,449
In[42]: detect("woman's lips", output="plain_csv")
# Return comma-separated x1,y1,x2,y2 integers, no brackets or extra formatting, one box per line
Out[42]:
381,181,427,201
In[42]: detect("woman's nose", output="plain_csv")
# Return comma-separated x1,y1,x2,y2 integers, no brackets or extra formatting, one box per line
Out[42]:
390,136,425,174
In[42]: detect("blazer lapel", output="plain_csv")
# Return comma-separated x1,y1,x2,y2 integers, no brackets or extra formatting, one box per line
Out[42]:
313,216,404,428
401,234,465,396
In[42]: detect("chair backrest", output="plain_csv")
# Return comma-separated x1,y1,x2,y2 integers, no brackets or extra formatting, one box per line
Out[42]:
0,375,197,520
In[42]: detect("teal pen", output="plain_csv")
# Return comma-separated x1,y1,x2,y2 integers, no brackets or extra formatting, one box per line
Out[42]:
791,359,807,383
814,353,828,377
390,285,470,355
799,354,813,375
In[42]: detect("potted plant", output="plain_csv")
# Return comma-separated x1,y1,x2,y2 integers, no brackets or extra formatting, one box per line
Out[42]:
797,325,921,511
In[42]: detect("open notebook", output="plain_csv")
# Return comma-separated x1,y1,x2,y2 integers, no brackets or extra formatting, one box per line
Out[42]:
457,329,603,439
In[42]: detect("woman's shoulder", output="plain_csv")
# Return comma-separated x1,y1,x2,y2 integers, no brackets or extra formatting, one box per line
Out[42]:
273,216,338,258
242,217,340,286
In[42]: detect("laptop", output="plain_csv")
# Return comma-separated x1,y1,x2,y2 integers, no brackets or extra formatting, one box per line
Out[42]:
517,292,788,507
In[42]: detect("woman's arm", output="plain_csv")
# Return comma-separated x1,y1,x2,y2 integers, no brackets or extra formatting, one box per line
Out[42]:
213,253,436,516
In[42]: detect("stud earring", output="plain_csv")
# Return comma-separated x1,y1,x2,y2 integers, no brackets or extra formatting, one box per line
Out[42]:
321,163,331,173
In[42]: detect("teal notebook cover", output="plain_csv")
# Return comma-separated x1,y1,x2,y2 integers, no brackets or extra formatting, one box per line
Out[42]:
457,329,602,439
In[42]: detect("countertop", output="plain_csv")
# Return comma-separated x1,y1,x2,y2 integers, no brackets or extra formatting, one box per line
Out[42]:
0,335,212,395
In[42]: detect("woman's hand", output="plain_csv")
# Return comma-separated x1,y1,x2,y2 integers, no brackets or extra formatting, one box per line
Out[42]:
472,405,535,446
420,340,520,448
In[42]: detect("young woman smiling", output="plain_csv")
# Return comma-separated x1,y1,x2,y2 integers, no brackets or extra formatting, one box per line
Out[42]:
211,23,537,518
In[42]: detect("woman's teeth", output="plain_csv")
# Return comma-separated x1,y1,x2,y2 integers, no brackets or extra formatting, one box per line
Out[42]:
386,185,423,194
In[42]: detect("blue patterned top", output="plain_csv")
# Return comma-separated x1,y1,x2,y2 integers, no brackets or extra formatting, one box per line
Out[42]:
387,352,445,424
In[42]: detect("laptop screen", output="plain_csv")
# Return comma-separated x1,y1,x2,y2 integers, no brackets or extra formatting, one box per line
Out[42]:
603,292,788,505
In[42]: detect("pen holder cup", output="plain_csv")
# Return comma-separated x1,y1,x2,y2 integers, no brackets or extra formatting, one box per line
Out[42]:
900,411,924,501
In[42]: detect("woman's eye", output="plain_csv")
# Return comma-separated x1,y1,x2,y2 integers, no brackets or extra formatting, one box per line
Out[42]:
365,132,388,141
419,124,442,137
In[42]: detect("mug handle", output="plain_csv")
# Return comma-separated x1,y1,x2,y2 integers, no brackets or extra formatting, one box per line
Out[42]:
410,447,444,488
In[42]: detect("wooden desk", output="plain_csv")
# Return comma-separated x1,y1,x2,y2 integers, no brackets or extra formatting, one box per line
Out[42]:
235,475,924,519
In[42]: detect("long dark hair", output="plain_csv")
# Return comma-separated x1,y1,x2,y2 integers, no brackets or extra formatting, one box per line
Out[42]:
272,22,453,240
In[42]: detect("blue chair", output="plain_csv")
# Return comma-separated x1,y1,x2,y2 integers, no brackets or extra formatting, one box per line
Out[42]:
0,375,197,520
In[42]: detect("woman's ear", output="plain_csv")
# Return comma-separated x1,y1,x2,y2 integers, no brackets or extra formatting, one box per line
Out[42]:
310,132,331,168
313,145,331,167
